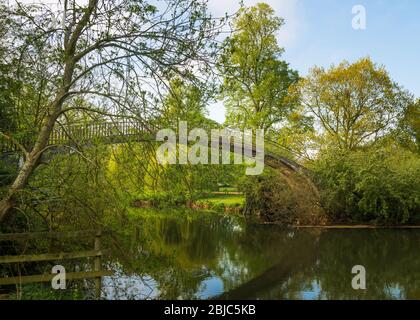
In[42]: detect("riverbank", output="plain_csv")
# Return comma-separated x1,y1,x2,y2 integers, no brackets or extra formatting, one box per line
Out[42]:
129,188,420,228
293,225,420,229
192,193,244,213
131,193,245,214
254,220,420,228
130,195,420,227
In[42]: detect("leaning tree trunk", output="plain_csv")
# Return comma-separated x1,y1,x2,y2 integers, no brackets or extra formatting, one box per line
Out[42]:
0,0,96,225
0,109,60,223
0,61,76,224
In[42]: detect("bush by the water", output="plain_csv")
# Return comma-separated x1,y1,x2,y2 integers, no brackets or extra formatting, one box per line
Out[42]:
240,169,327,225
313,145,420,224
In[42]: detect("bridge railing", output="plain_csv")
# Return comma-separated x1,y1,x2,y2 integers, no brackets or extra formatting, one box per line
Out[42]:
1,121,302,168
0,120,151,154
49,120,147,145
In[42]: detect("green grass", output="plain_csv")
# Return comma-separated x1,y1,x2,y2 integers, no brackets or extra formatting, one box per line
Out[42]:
218,186,239,192
198,194,245,206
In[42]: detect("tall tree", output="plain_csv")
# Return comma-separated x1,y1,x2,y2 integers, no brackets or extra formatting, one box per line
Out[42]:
218,3,299,131
295,58,413,151
0,0,224,223
398,99,420,152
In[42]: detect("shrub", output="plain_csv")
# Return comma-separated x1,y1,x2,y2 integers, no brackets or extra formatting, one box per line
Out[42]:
313,146,420,224
240,169,326,225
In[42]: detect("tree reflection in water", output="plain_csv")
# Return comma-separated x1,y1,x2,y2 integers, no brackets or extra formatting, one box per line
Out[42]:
103,210,420,300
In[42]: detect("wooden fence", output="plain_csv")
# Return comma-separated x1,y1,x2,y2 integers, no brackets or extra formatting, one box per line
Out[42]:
0,229,113,299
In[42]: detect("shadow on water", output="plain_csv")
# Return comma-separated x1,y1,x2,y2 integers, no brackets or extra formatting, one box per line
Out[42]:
104,210,420,300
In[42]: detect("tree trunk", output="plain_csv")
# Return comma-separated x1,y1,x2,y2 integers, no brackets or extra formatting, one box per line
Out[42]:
0,196,13,222
0,0,99,226
0,108,61,224
0,34,80,226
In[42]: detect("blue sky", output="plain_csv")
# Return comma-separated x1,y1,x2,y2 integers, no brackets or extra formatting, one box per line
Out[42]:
206,0,420,123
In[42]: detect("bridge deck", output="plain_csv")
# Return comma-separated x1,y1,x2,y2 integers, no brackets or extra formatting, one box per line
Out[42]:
1,121,306,172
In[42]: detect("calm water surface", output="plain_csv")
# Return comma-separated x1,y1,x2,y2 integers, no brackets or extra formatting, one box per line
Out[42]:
102,211,420,300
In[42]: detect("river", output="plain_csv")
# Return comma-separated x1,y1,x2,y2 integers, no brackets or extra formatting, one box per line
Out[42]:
101,209,420,300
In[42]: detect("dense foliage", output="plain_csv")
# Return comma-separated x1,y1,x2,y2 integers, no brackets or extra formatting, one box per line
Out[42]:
294,58,413,151
312,145,420,224
219,3,299,131
240,168,327,225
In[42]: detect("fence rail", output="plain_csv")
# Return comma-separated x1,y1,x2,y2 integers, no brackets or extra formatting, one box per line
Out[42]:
0,229,113,299
0,229,100,241
0,249,108,264
0,270,113,286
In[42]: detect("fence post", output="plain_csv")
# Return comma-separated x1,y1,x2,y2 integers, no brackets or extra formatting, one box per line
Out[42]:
94,230,102,299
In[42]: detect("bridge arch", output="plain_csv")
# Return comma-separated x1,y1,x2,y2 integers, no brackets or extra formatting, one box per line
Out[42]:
1,120,325,224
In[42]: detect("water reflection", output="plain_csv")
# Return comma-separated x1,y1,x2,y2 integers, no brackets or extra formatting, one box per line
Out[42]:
103,211,420,300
